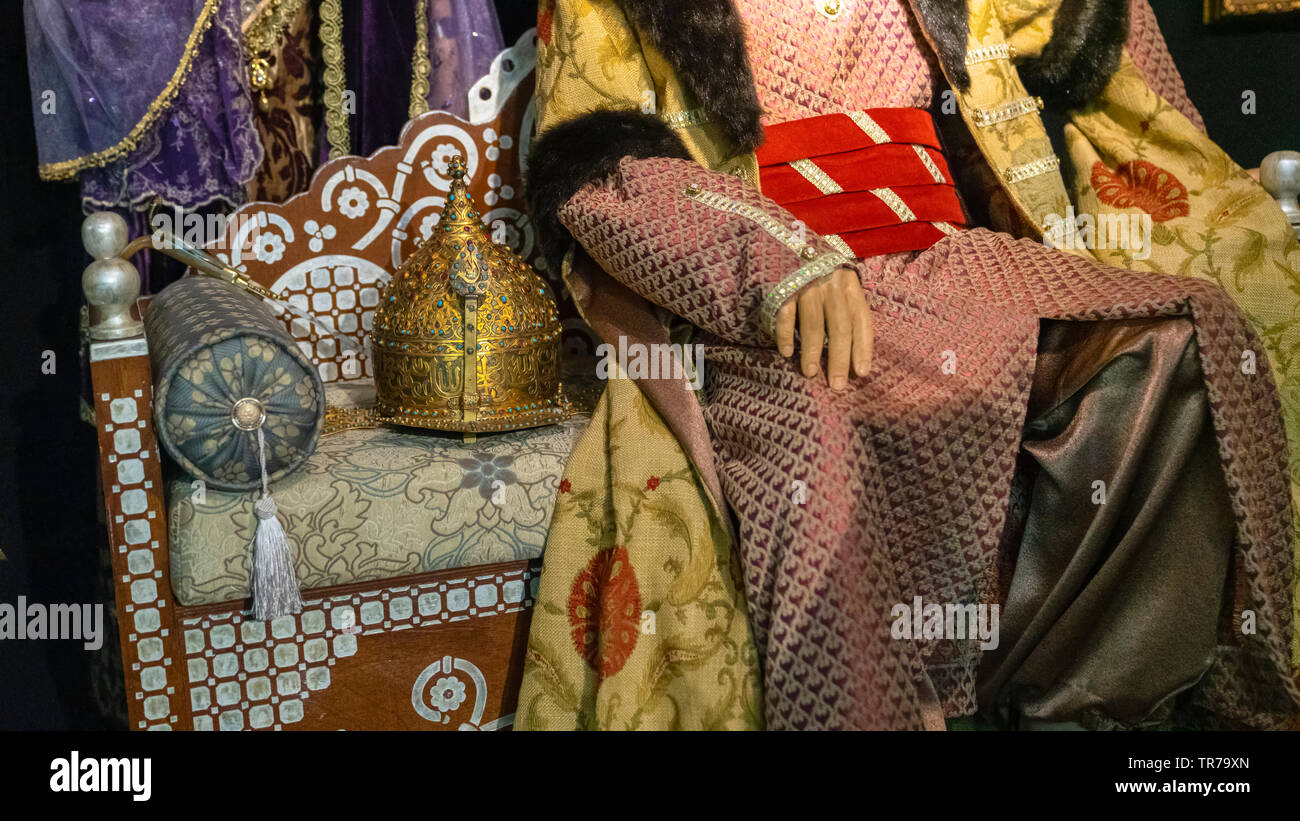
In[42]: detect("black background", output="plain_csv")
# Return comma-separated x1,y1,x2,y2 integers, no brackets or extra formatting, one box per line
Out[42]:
0,0,1295,730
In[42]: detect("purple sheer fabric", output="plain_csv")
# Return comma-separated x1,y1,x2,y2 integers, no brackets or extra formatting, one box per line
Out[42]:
25,0,262,212
424,0,504,116
25,0,207,171
80,0,261,211
343,0,504,158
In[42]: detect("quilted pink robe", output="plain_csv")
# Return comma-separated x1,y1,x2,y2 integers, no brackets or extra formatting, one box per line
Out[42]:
539,0,1297,729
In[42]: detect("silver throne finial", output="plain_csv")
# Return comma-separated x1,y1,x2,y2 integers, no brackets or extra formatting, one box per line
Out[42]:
81,212,144,340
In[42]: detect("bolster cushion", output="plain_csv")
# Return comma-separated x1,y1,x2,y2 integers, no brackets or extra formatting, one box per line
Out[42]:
145,276,325,490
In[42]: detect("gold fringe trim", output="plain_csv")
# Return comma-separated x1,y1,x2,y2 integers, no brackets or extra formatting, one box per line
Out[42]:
319,0,350,158
408,0,431,118
38,0,221,181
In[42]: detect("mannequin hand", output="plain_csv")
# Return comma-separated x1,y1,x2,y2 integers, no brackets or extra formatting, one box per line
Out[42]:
774,265,873,390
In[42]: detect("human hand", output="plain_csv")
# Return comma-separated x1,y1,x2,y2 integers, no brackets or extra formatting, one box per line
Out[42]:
773,265,873,390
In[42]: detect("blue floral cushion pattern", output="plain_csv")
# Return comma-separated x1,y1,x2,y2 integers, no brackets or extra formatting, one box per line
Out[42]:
146,277,325,490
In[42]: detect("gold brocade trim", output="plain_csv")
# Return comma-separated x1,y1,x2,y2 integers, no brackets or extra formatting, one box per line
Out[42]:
789,158,843,194
1003,155,1061,184
682,182,811,255
965,43,1016,65
38,0,221,181
661,108,710,130
971,96,1044,128
243,0,311,110
933,221,959,235
846,110,890,144
870,187,916,222
242,0,311,56
912,144,946,183
321,405,378,436
408,0,431,118
319,0,350,158
758,252,850,336
825,233,855,257
681,181,847,335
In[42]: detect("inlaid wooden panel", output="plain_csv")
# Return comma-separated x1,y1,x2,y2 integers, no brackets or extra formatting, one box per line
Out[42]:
174,561,537,731
90,340,185,730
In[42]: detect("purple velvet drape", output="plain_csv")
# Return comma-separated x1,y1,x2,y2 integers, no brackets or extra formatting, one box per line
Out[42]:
341,0,504,158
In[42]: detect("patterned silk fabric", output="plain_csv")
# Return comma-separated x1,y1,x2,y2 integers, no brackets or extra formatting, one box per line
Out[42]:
1066,48,1300,665
521,0,1299,728
246,1,320,204
169,417,591,606
518,376,763,729
522,0,769,729
743,0,935,119
558,157,1295,728
992,0,1300,663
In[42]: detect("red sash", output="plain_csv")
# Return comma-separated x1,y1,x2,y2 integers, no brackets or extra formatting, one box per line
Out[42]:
756,109,966,258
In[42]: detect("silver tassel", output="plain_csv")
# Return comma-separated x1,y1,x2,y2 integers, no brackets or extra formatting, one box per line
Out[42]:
251,427,304,620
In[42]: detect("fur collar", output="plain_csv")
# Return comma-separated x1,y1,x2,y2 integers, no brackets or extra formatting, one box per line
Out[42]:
1015,0,1130,108
905,0,1132,105
617,0,1130,117
525,111,692,273
909,0,974,91
618,0,765,154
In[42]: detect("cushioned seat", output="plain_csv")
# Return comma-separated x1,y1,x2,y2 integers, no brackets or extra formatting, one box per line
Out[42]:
166,368,601,607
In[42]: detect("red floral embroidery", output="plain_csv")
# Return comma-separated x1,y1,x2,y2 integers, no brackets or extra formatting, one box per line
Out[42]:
567,546,641,680
559,478,571,494
538,0,554,45
646,476,660,491
1090,160,1190,223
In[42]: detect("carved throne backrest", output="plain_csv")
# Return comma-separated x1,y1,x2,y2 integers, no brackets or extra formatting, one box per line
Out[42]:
207,29,584,385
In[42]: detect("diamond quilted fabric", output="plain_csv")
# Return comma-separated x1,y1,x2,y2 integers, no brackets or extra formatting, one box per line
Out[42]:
561,155,1297,729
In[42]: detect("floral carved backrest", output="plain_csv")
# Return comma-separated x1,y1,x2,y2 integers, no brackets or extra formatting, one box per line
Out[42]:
207,29,587,385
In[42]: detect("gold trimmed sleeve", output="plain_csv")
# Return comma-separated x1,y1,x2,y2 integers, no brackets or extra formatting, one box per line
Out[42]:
680,181,849,338
757,252,851,338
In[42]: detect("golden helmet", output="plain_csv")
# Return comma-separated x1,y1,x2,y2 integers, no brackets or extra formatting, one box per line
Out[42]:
371,155,569,432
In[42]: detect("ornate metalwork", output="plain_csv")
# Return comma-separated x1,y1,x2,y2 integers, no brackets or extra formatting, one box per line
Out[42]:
371,156,569,432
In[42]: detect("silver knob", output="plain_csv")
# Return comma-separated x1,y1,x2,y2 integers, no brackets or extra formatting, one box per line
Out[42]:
81,212,144,340
1260,150,1300,238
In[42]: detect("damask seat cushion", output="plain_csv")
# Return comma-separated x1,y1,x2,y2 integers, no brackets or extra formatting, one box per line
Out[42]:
166,375,598,607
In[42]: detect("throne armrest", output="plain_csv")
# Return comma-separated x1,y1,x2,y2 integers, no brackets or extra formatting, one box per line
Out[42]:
82,212,187,731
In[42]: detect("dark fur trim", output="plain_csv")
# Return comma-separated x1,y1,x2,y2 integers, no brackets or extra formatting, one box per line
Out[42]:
617,0,764,153
1018,0,1130,108
525,110,692,273
908,0,972,91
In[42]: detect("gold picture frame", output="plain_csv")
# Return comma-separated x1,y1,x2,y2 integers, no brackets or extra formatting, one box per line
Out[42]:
1206,0,1300,21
